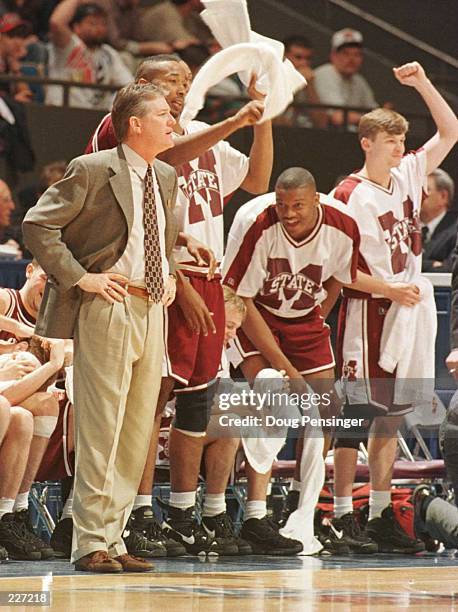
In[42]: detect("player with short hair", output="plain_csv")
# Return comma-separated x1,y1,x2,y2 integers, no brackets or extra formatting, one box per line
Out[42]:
222,166,360,554
330,61,458,553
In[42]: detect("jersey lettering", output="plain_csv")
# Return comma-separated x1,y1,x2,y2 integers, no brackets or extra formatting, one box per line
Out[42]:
378,197,421,274
178,149,223,224
258,258,323,312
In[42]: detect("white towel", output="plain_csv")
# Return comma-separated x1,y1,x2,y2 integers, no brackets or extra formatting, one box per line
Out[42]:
241,368,294,474
180,43,305,128
279,421,324,555
180,0,306,128
378,275,436,405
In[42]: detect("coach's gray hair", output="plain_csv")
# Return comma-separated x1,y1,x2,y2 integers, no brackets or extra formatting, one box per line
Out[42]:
275,167,316,191
112,83,166,142
430,168,455,206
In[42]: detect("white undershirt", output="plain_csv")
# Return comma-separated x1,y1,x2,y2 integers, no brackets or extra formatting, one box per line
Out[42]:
108,144,168,285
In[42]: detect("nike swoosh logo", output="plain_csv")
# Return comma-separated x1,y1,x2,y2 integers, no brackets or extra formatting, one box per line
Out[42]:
202,524,216,539
329,524,344,539
180,533,195,545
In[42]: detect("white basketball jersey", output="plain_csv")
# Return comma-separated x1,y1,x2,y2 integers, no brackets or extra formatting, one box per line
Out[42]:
173,120,249,274
223,192,360,319
330,149,427,293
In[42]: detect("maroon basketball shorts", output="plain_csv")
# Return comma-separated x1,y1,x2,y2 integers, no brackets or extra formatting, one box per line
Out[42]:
233,304,335,375
35,387,74,481
337,296,412,415
164,271,225,390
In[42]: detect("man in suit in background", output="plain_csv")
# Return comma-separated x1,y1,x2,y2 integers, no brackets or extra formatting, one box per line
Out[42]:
421,168,456,272
23,83,178,573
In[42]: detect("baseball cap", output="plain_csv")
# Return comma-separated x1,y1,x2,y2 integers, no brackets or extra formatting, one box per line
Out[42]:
332,28,363,51
70,3,107,26
0,12,30,36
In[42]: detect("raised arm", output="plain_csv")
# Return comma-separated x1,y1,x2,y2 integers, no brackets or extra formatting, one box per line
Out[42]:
49,0,79,48
239,76,273,194
160,101,266,168
393,62,458,174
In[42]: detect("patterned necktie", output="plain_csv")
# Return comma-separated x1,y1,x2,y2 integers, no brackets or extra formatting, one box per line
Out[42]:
421,225,429,248
143,165,164,302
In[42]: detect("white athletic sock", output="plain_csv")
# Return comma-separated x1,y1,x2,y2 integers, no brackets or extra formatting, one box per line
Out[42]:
291,479,302,492
61,491,73,520
13,491,29,512
132,495,152,512
0,498,14,520
169,491,196,511
334,496,353,519
369,490,391,521
202,493,226,517
244,500,267,522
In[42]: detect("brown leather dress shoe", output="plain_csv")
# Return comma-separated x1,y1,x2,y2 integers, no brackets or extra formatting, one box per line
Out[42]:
74,551,123,573
114,553,154,572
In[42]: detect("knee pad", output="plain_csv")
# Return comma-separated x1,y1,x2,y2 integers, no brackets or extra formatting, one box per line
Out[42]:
33,415,58,438
173,383,217,435
333,403,373,450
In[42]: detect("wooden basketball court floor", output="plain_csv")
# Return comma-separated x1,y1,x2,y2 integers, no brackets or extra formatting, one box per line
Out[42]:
1,553,458,611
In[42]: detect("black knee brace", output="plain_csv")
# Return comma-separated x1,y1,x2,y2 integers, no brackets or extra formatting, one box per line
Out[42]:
173,382,218,434
333,403,374,450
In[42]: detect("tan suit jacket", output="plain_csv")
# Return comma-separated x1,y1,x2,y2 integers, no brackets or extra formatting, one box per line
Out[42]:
23,145,179,338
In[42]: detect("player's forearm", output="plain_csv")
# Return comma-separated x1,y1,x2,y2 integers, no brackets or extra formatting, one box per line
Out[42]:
241,298,296,375
159,115,247,167
321,277,342,319
343,271,389,298
2,362,60,405
240,121,273,194
416,77,458,142
0,315,32,337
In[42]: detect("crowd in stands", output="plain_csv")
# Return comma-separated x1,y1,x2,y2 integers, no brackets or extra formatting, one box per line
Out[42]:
0,0,457,573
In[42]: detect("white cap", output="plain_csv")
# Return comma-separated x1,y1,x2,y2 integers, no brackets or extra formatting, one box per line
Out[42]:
332,28,363,51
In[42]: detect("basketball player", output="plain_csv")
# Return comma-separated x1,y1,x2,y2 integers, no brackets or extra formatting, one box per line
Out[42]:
0,260,61,559
222,167,360,554
330,61,458,553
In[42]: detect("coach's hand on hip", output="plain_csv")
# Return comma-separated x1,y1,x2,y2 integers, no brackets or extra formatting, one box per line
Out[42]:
76,272,129,304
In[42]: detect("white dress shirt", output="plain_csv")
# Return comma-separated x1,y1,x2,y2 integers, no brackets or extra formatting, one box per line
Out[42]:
108,144,169,285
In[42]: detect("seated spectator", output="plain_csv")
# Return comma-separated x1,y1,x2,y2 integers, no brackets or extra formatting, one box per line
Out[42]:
0,12,33,102
46,0,133,110
0,94,35,186
314,28,377,130
421,168,457,272
0,179,23,258
280,35,327,129
90,0,174,71
136,0,204,51
171,0,212,46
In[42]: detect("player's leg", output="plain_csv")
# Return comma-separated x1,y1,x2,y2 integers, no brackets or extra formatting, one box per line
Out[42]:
0,405,39,560
365,414,425,553
12,391,58,558
200,434,246,555
239,354,302,555
164,277,226,555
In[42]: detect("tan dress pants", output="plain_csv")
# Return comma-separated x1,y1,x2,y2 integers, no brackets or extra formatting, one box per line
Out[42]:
71,293,164,562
